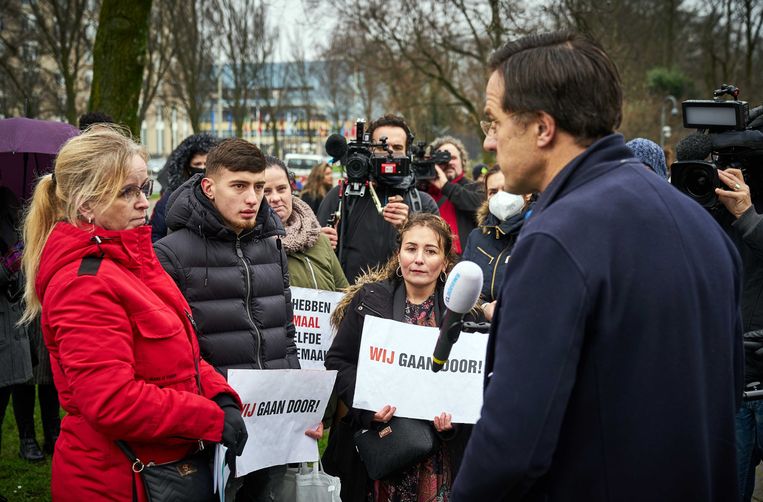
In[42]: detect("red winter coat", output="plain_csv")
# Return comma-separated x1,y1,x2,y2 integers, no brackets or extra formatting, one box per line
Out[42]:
37,222,240,502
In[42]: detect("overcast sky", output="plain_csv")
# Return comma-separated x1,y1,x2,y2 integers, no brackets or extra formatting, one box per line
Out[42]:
272,0,325,61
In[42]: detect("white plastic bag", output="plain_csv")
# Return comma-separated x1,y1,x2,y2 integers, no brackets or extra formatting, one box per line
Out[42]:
290,462,341,502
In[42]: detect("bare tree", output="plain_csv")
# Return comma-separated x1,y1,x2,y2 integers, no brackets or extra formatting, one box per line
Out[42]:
258,62,291,157
0,1,52,117
28,0,99,125
168,0,218,133
217,0,272,138
138,0,178,126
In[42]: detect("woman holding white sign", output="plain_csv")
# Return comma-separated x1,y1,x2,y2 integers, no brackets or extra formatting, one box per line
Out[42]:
324,213,481,502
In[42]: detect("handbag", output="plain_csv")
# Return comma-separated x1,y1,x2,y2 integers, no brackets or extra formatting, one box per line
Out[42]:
353,417,437,480
116,440,215,502
116,346,215,502
282,462,342,502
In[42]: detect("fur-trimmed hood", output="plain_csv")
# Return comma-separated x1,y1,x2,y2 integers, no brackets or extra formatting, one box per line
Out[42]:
157,133,220,193
330,267,394,329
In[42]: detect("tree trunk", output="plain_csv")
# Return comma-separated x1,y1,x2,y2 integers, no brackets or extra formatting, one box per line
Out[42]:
89,0,153,137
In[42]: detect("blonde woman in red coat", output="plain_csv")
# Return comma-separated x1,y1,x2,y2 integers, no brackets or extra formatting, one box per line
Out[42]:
20,125,248,502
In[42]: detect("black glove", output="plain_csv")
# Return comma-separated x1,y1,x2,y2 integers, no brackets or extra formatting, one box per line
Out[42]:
213,394,248,457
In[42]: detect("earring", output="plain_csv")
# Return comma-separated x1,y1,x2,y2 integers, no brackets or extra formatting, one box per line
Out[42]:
440,271,447,282
395,265,403,277
88,216,93,224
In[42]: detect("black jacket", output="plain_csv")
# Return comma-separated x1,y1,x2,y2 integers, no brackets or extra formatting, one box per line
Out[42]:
724,204,763,384
428,176,484,252
316,183,439,283
324,277,481,502
462,206,526,302
154,174,299,374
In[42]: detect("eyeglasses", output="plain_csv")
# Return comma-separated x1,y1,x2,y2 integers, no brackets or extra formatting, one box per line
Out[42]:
119,179,154,200
480,120,498,138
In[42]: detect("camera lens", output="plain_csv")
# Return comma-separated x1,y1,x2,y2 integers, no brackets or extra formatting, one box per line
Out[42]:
673,161,719,207
685,169,713,198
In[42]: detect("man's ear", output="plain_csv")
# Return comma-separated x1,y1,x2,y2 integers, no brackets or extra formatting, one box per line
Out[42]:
535,112,557,148
200,177,215,201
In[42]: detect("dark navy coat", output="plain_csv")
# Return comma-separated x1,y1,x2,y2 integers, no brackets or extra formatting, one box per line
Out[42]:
452,134,743,501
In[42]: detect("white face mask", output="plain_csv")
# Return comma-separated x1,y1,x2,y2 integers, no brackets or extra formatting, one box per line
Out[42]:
489,191,525,221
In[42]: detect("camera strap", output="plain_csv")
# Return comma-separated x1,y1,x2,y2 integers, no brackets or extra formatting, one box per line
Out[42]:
408,188,422,213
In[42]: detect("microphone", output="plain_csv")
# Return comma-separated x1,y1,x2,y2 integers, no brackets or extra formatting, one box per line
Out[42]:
432,261,483,373
675,133,712,161
325,134,348,161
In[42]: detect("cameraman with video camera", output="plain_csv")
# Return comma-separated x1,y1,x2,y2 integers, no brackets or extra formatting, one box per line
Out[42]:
673,95,763,501
425,136,485,254
317,114,440,283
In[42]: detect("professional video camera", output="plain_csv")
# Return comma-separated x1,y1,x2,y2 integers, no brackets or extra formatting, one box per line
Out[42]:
410,142,451,182
671,84,763,209
324,120,452,187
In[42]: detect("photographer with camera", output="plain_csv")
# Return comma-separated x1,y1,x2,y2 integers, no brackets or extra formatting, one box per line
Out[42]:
317,114,440,283
426,136,485,254
671,94,763,501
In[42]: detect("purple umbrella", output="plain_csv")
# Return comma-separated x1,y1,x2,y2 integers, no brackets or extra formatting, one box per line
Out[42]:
0,117,79,201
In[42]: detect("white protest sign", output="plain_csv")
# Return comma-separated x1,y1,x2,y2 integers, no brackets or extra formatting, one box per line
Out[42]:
228,369,337,476
353,315,487,424
291,287,345,369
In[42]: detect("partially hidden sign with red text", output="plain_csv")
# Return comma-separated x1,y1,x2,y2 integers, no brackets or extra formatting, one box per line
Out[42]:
353,315,487,424
290,286,345,369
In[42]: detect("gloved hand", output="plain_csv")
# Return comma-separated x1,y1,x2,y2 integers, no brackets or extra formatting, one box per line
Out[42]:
213,394,248,456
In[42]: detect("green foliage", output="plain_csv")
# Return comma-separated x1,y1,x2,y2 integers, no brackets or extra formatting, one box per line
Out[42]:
0,402,52,502
646,67,693,99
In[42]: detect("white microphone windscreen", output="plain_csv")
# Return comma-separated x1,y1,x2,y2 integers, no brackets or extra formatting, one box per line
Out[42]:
443,261,483,314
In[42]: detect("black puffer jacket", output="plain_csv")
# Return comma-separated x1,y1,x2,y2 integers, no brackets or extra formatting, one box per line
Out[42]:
154,174,299,374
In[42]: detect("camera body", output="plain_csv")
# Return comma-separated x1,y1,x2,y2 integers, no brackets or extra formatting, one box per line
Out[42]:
410,142,451,181
325,121,453,187
671,84,763,209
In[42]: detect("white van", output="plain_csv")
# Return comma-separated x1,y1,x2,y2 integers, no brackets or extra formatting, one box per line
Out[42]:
284,153,327,189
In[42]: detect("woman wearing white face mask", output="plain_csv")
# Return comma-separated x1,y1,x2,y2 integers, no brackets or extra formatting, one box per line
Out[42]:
462,165,533,313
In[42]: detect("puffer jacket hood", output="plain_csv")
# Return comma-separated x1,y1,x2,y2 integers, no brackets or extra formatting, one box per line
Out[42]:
158,133,219,193
165,173,285,242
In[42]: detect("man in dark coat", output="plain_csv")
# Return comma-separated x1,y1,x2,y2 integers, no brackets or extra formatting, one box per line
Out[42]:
155,139,319,501
452,31,743,501
316,114,440,283
427,136,485,254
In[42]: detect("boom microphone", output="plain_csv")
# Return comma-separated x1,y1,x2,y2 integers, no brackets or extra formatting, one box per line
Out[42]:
675,133,712,161
432,261,483,373
325,134,348,160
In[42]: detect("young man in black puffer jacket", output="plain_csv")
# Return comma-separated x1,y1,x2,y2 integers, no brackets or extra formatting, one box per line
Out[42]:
155,138,321,501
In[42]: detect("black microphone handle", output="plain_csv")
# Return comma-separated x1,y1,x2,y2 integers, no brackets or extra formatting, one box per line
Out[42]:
432,310,465,373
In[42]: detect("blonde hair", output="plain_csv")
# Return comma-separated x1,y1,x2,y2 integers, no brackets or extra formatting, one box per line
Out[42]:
20,124,147,323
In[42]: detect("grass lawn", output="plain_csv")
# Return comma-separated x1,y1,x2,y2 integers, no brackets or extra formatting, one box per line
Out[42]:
0,401,52,501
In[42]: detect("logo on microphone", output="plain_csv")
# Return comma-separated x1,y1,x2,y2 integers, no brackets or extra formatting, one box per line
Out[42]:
444,272,460,305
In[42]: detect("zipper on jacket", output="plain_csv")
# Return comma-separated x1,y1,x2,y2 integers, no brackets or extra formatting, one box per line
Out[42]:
304,256,318,289
490,248,510,300
236,236,263,369
357,301,382,317
184,310,204,394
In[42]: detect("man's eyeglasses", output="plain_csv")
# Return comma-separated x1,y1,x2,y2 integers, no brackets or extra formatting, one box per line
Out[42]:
119,179,154,200
480,120,498,138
